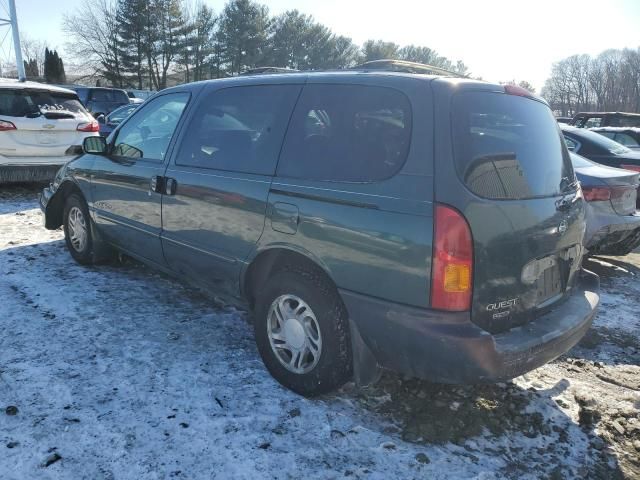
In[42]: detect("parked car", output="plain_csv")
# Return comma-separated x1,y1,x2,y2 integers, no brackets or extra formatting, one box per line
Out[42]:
40,71,599,396
571,112,640,128
0,80,99,183
555,116,572,124
590,127,640,150
572,153,640,255
98,103,139,138
71,87,130,118
561,124,640,175
127,89,154,103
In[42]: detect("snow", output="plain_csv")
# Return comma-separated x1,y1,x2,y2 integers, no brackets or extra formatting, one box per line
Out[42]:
0,194,638,479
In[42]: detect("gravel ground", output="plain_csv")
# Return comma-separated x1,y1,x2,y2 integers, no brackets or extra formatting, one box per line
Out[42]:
0,184,638,479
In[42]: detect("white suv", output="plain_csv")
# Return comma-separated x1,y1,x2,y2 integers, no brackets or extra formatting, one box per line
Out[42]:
0,80,99,183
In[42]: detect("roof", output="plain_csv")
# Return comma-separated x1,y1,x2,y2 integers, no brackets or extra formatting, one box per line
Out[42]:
0,78,76,95
574,112,640,117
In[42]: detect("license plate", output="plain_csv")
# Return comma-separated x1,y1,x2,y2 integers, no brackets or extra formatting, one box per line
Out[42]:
37,132,56,145
536,264,562,305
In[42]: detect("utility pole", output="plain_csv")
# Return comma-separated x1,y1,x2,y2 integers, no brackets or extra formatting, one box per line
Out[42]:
0,0,25,81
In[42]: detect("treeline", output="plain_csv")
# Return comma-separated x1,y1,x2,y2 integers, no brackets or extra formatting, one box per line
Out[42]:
62,0,468,90
541,48,640,116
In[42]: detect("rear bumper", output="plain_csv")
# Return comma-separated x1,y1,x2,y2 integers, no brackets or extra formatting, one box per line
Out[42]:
0,155,73,183
341,269,599,383
585,209,640,254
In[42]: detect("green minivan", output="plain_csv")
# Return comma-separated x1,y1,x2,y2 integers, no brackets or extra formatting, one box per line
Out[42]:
40,66,599,396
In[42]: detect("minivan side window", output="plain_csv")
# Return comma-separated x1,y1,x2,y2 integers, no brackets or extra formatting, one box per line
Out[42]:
113,92,189,162
175,85,301,175
278,84,412,182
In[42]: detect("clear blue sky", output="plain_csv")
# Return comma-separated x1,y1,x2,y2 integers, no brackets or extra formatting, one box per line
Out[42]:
9,0,640,90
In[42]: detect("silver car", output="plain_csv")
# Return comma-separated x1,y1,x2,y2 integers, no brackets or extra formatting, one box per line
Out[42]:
572,152,640,255
0,80,99,183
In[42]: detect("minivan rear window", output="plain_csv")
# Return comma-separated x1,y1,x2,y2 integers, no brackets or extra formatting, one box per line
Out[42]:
452,92,573,200
0,89,87,117
90,89,129,103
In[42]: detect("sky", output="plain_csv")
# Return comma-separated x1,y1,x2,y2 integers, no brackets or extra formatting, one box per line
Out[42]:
5,0,640,91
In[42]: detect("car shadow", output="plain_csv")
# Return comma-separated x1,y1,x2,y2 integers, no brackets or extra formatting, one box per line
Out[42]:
344,372,625,479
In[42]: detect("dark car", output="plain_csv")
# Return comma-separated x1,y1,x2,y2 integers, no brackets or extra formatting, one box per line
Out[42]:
571,153,640,255
40,70,599,396
72,87,131,118
556,116,572,124
98,103,139,138
561,124,640,173
590,127,640,150
571,112,640,128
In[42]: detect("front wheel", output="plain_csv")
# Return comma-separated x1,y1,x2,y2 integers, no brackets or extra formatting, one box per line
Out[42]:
63,194,95,265
254,267,352,396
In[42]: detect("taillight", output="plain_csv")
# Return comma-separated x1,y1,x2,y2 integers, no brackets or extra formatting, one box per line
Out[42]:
620,164,640,173
431,204,473,311
77,120,100,132
582,186,611,202
0,119,16,131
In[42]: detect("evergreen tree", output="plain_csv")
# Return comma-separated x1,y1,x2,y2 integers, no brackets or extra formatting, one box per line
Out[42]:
217,0,270,74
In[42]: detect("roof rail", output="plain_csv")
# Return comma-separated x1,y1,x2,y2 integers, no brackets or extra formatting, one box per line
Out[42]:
240,67,300,76
352,59,465,78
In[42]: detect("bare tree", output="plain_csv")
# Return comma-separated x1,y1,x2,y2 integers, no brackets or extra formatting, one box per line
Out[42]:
63,0,124,85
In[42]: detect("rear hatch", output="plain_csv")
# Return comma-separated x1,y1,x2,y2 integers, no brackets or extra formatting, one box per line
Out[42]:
434,82,585,334
0,88,91,157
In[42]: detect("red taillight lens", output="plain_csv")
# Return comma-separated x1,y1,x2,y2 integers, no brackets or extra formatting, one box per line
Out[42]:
431,204,473,311
620,164,640,173
582,186,611,202
77,120,100,132
0,119,16,131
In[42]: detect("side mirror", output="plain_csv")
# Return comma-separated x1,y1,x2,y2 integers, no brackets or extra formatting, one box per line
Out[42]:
97,114,106,124
83,136,108,155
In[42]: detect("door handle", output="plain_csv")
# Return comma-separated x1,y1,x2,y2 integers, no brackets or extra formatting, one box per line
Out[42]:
165,177,177,195
150,175,163,193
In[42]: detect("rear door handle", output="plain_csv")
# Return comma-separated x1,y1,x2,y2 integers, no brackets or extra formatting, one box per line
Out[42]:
150,175,163,193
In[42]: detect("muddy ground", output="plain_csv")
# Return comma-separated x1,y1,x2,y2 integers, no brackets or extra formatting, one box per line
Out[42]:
0,183,638,479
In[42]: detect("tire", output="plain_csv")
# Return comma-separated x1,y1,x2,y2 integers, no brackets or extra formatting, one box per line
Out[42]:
253,266,352,396
63,194,95,265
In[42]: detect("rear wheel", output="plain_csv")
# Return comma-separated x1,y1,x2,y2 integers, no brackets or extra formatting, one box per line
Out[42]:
63,194,95,265
253,266,352,396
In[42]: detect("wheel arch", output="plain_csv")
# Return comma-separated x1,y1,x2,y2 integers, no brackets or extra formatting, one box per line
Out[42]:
242,245,336,310
45,180,85,229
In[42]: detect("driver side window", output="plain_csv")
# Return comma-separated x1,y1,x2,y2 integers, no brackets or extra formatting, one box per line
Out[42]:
113,92,189,161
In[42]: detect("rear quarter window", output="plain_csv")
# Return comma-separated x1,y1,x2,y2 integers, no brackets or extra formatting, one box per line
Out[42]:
452,91,573,200
277,84,412,182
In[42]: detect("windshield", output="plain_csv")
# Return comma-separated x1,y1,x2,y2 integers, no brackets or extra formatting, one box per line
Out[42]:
0,89,87,117
571,127,631,155
452,91,574,199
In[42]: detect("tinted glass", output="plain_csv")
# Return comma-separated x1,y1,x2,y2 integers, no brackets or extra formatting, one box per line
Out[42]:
91,89,129,103
278,84,412,182
0,89,86,117
564,136,579,152
570,128,630,155
176,85,301,175
584,117,602,128
612,117,640,128
452,92,573,199
113,93,189,161
614,133,640,147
